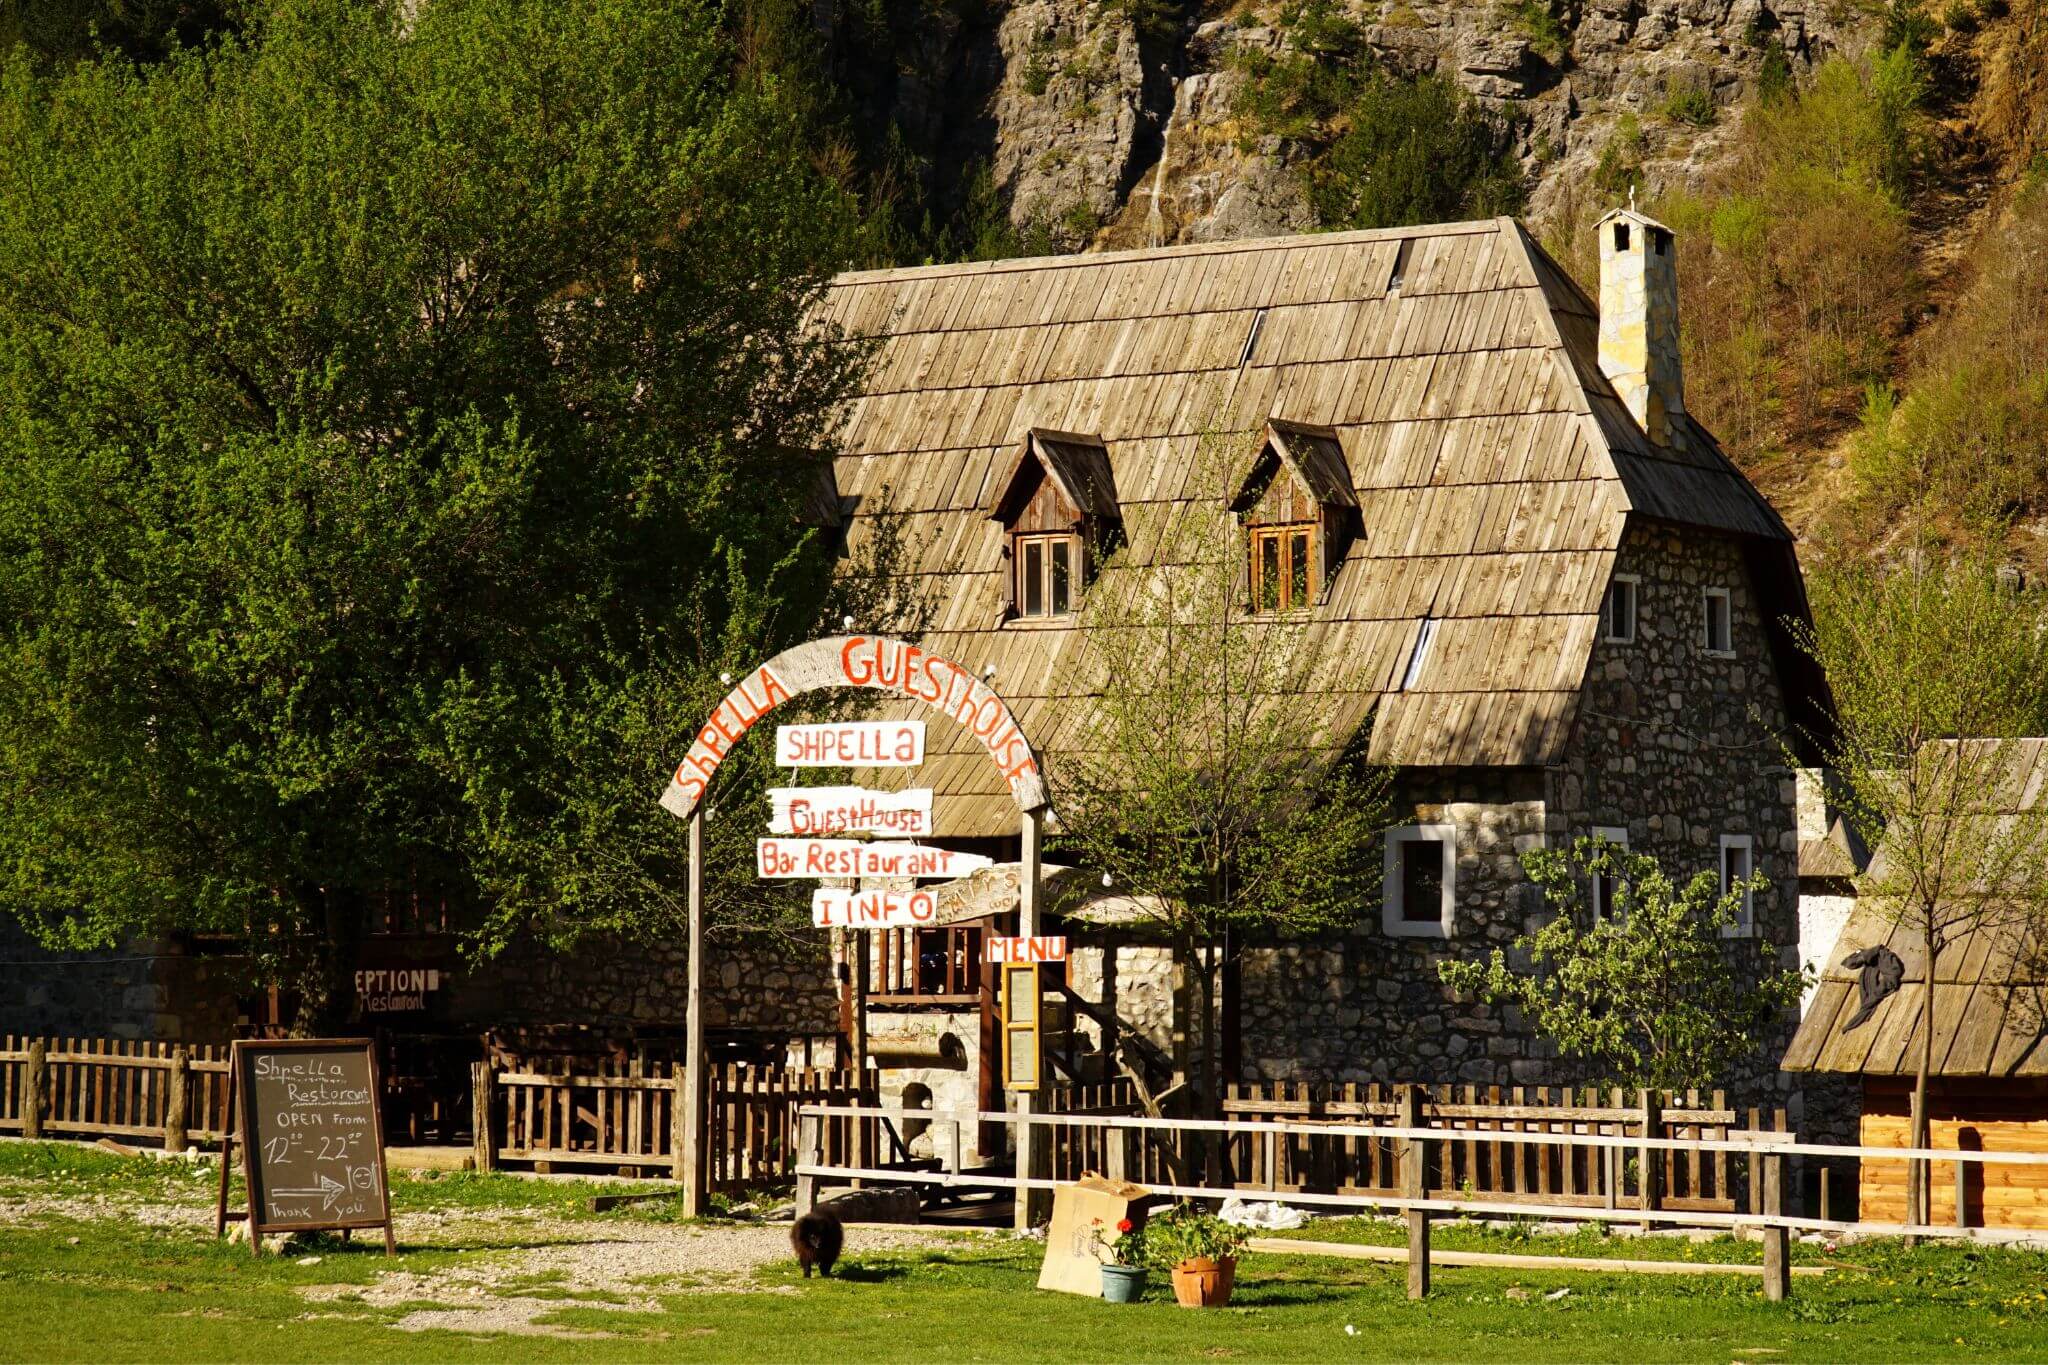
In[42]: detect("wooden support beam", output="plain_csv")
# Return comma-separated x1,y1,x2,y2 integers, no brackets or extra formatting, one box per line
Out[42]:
1399,1083,1429,1300
162,1048,189,1155
21,1039,44,1141
679,808,709,1214
1761,1149,1790,1302
1013,806,1048,1231
472,1061,497,1173
1244,1238,1828,1278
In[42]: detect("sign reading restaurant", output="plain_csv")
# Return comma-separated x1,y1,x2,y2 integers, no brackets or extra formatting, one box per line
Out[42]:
756,838,991,881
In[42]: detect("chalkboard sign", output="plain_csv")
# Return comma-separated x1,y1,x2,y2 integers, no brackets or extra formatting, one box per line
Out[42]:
214,1039,395,1254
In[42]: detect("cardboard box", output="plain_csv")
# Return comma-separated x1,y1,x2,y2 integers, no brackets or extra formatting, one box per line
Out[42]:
1037,1174,1152,1297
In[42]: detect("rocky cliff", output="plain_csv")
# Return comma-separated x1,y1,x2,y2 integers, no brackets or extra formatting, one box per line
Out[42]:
820,0,1874,255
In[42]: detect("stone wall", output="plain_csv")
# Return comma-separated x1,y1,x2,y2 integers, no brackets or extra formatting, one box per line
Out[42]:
0,922,241,1043
452,932,838,1039
1226,522,1837,1128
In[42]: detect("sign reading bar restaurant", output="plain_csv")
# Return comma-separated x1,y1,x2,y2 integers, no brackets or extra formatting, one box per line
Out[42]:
775,720,925,768
757,838,992,881
661,636,1045,818
767,786,933,836
811,887,940,928
986,936,1068,964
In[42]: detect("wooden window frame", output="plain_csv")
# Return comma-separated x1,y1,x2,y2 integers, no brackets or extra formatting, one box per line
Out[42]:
1012,531,1081,620
1383,823,1456,939
1590,826,1629,922
1604,575,1639,645
1719,834,1756,938
1248,522,1317,614
1701,586,1734,657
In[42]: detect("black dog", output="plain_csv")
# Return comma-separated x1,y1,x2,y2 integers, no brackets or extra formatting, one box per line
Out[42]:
791,1209,843,1279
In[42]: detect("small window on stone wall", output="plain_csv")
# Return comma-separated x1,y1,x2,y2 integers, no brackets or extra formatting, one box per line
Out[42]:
1604,576,1638,644
1590,826,1629,922
1719,833,1755,937
1383,824,1455,938
1701,587,1733,656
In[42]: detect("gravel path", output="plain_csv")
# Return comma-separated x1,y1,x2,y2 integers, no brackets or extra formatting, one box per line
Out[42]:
1,1171,990,1339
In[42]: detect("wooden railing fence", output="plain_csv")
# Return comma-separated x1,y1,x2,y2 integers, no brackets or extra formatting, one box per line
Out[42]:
1220,1082,1787,1214
0,1037,231,1150
473,1057,872,1190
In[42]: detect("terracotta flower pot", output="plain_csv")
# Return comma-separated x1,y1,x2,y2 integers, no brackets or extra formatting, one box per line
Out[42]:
1170,1255,1237,1308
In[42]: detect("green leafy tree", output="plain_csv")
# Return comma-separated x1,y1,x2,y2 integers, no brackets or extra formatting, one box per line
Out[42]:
0,0,868,1028
1439,839,1806,1091
1793,553,2048,1227
1050,432,1393,1124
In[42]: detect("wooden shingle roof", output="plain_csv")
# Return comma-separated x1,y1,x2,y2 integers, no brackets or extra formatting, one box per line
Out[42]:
1784,740,2048,1078
820,218,1791,836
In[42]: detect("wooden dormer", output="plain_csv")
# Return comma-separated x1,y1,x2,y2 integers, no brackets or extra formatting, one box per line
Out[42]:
1230,419,1359,611
987,430,1119,620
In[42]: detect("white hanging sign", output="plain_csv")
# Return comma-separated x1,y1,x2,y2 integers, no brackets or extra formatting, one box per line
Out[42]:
811,887,939,928
757,839,993,881
985,936,1068,964
767,786,933,837
775,720,925,768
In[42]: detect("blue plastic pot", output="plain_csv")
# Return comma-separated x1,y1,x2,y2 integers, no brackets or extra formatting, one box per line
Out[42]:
1101,1264,1149,1303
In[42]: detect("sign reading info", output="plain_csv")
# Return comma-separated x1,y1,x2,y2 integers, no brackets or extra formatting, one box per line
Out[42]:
810,887,939,928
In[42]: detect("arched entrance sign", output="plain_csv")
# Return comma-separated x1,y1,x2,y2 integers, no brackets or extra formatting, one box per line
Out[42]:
655,634,1051,1229
657,634,1048,818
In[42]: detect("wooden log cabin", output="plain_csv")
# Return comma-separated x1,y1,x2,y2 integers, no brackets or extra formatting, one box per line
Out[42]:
814,211,1837,1129
1783,739,2048,1229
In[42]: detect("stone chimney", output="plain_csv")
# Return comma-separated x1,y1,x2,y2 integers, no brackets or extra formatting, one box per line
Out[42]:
1596,207,1684,448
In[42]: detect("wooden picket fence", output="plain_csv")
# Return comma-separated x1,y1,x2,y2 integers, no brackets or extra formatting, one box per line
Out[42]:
0,1036,231,1150
475,1056,872,1191
1219,1081,1787,1214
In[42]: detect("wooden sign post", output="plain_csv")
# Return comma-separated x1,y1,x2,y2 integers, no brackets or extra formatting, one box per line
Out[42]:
214,1038,395,1255
659,635,1049,1221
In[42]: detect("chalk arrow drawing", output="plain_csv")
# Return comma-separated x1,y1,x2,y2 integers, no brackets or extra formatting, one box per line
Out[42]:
272,1172,345,1211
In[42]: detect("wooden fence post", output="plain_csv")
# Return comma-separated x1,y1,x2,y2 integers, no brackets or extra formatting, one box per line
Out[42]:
1761,1147,1790,1302
1746,1105,1761,1216
794,1111,822,1216
163,1047,190,1153
1638,1089,1662,1232
1955,1154,1969,1230
671,1065,690,1183
471,1061,496,1173
21,1039,45,1141
1398,1083,1429,1300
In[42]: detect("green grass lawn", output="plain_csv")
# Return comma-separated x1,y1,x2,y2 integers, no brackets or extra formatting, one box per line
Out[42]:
4,1143,2048,1363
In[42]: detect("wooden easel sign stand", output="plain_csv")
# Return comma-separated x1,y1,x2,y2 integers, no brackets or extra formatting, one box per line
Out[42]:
213,1038,397,1256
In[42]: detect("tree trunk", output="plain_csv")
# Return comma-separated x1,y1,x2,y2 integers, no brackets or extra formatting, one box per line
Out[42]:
292,885,364,1037
1910,916,1935,1236
1196,939,1219,1183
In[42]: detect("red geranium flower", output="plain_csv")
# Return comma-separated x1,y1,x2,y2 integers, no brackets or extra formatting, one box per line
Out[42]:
1117,1218,1133,1233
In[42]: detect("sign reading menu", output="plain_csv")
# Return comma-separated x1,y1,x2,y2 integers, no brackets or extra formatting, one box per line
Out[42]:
217,1039,395,1254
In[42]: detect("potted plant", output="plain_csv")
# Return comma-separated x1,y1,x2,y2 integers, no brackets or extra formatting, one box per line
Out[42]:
1143,1202,1249,1308
1093,1217,1149,1303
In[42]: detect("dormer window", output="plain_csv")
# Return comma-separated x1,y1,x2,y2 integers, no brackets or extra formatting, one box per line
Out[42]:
987,429,1119,623
1231,420,1358,614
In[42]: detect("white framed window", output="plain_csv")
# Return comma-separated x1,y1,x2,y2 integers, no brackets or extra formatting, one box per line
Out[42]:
1590,826,1629,922
1719,834,1755,937
1013,532,1079,619
1399,617,1438,691
1603,575,1639,644
1384,824,1456,938
1701,587,1733,656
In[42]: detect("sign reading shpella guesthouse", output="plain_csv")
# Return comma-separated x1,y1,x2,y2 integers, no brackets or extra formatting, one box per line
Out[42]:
785,210,1835,1128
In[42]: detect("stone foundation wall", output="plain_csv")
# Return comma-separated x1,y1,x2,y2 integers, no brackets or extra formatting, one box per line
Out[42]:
0,923,241,1042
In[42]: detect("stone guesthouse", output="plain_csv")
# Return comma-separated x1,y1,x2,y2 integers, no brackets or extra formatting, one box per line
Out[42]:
813,209,1839,1139
2,210,1846,1145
